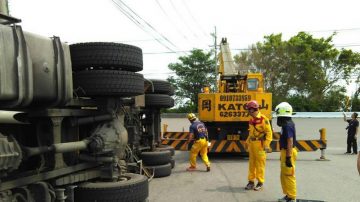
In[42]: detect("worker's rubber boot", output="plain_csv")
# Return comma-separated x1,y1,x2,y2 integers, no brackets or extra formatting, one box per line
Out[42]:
186,166,196,171
245,181,255,190
278,195,289,202
253,182,263,191
206,166,210,172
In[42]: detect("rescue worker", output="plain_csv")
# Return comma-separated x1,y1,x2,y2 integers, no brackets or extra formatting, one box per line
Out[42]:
245,100,272,191
275,102,297,202
343,112,358,154
186,113,211,172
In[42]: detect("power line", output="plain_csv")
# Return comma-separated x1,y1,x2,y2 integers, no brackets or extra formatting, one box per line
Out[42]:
143,48,213,54
112,0,173,51
144,51,189,54
154,0,190,42
334,43,360,48
112,0,179,53
181,0,209,37
143,45,360,55
115,39,360,50
168,0,199,39
226,27,360,40
142,72,176,75
306,27,360,33
120,0,179,49
114,38,163,43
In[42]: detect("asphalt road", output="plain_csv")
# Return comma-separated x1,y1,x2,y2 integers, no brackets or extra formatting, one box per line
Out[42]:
148,118,360,202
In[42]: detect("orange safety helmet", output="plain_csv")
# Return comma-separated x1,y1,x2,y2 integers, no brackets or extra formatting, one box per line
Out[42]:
246,100,259,110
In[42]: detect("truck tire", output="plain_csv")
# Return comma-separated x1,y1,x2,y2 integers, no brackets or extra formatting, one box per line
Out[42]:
145,94,174,108
145,163,172,178
170,157,175,169
168,86,175,96
144,79,172,94
156,145,175,156
73,70,144,97
74,173,148,202
70,42,143,72
140,150,171,166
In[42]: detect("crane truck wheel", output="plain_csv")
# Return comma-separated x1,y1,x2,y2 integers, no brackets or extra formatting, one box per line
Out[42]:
70,42,143,72
73,70,144,97
74,173,148,202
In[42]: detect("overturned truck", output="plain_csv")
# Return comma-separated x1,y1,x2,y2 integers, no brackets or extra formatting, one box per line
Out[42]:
0,11,175,202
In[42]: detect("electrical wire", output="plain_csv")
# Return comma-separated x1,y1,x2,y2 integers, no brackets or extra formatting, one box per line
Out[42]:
306,27,360,33
114,38,163,43
181,0,209,37
143,50,204,54
112,0,179,53
155,0,190,41
112,0,171,50
168,0,199,39
334,44,360,48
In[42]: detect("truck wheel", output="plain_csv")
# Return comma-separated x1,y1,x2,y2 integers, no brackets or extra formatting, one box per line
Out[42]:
145,94,174,108
70,42,143,72
170,157,175,169
145,163,172,178
140,150,171,166
73,70,144,97
168,86,175,96
74,173,148,202
144,79,172,95
156,145,175,156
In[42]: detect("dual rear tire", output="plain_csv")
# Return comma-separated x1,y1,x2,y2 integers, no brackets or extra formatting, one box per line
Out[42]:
74,173,148,202
140,147,175,178
70,42,145,98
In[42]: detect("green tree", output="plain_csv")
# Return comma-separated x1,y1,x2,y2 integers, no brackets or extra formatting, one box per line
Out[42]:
350,90,360,111
321,86,347,111
167,49,216,112
234,32,360,111
352,72,360,111
235,34,292,104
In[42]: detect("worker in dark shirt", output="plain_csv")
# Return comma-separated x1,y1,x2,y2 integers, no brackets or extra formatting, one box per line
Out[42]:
186,113,210,172
343,112,359,154
275,102,297,202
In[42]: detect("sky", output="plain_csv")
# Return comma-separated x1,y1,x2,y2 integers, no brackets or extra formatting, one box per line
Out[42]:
7,0,360,95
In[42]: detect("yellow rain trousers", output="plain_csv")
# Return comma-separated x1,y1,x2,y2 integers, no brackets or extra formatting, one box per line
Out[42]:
247,140,266,183
246,112,272,183
190,138,210,167
280,148,297,199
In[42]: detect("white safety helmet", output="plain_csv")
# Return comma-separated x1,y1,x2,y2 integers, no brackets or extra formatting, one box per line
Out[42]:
275,102,293,117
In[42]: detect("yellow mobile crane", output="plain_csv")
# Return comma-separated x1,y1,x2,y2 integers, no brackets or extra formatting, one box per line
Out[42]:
197,38,272,144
